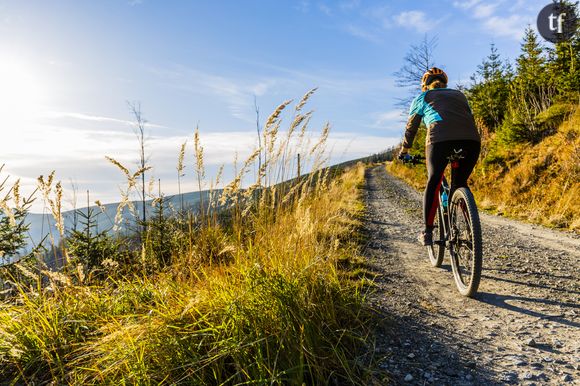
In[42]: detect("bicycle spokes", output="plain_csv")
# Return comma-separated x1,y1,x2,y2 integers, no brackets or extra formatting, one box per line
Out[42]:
451,199,475,286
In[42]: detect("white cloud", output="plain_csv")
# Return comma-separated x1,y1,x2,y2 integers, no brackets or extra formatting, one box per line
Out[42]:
56,112,133,125
473,3,498,19
46,111,167,129
326,132,399,161
295,0,310,13
453,0,482,10
483,15,527,40
250,81,275,97
372,110,405,128
454,1,499,20
3,121,398,212
394,11,433,33
318,3,332,16
149,65,276,123
452,0,536,40
362,5,393,29
344,24,381,43
339,0,360,11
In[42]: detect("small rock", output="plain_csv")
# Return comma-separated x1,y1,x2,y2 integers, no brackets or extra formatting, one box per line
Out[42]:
561,374,573,382
525,338,537,346
536,372,547,380
523,372,534,380
530,362,543,369
423,371,431,379
501,372,518,382
465,374,474,381
407,353,415,359
404,374,413,382
552,338,563,348
542,356,553,363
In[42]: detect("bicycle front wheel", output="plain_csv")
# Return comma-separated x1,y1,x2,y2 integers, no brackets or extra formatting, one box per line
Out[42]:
449,188,482,297
427,206,445,267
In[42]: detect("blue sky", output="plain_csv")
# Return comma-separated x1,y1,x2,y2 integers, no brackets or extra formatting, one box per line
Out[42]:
0,0,548,210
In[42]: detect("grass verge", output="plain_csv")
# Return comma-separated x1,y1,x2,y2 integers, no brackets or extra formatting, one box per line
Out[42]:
0,162,375,384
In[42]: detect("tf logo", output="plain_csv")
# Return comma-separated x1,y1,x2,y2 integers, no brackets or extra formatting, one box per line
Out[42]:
537,2,578,43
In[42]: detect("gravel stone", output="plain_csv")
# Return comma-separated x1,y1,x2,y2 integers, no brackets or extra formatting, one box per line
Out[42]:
363,166,580,386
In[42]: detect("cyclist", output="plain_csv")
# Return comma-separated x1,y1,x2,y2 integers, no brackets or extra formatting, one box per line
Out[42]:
398,67,481,246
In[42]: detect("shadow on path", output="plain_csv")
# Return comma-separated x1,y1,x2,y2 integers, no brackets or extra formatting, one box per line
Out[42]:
482,271,580,296
476,292,580,328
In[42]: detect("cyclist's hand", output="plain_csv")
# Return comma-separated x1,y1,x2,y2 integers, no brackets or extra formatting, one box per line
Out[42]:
398,147,409,160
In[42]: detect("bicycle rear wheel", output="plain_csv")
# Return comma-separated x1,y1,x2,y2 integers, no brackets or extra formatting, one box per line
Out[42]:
449,187,482,297
427,207,445,267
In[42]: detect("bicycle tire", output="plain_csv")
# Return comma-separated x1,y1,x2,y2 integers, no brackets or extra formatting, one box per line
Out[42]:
449,187,482,297
427,206,445,267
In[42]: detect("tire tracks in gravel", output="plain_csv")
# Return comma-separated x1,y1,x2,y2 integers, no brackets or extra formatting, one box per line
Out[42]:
363,165,579,385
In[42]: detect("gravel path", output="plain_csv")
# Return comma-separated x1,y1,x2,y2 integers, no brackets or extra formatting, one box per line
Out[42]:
363,165,580,385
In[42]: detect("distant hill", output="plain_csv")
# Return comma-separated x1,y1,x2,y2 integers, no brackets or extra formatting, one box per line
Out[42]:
24,190,217,252
13,151,390,262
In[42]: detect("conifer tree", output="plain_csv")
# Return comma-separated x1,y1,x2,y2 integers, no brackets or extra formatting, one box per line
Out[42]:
502,27,556,142
0,208,29,262
467,44,512,132
66,203,116,272
546,2,580,97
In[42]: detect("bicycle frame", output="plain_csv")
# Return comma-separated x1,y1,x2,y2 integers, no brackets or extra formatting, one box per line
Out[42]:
435,163,459,251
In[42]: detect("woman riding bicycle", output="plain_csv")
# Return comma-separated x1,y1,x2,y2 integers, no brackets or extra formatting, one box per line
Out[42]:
398,67,481,246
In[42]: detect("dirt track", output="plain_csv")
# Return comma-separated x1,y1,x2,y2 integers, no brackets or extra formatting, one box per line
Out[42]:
363,165,580,385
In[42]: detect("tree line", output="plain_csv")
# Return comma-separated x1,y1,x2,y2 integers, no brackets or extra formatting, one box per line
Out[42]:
467,25,579,145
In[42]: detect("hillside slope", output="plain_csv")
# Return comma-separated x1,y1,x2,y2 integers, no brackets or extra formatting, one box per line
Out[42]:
387,107,579,232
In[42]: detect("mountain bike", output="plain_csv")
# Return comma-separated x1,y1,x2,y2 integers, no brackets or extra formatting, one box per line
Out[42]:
427,151,483,297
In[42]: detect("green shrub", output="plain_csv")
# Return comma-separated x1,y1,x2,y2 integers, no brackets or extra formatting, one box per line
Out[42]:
535,103,574,132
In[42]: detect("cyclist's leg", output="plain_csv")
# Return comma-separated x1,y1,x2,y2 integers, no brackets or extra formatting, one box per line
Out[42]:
449,140,481,200
424,142,449,232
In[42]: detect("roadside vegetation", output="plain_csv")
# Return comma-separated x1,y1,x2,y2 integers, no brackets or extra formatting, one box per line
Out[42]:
0,92,377,384
388,20,580,232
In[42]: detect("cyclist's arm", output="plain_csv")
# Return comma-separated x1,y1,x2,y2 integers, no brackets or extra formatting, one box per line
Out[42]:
402,114,422,149
402,93,425,150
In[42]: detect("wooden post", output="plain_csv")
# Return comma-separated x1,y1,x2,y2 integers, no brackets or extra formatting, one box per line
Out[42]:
297,153,301,179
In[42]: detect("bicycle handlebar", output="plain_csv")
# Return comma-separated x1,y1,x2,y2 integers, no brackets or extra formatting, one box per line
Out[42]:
398,154,424,165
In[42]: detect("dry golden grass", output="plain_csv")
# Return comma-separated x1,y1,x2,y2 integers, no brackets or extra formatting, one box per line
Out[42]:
0,93,376,384
386,107,580,232
472,107,580,230
385,160,427,191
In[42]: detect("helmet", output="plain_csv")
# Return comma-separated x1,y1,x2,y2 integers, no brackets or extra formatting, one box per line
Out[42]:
421,67,448,91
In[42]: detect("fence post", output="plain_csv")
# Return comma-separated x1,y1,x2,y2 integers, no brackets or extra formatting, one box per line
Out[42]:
297,153,301,179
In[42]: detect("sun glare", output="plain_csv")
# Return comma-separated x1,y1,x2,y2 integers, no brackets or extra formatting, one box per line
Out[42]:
0,59,47,128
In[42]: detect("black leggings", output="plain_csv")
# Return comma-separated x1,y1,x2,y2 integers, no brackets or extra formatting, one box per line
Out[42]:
424,140,480,231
